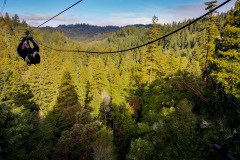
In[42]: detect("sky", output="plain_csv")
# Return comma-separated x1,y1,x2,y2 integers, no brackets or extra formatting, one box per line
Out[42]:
1,0,236,27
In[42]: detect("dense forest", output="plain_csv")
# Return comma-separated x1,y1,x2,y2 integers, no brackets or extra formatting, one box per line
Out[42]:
42,24,152,43
0,0,240,160
42,24,121,42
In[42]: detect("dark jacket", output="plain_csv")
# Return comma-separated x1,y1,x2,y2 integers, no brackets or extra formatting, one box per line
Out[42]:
17,39,39,60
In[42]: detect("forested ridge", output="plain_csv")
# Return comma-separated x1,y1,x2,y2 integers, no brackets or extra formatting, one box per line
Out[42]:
42,24,121,42
41,24,152,43
0,1,240,160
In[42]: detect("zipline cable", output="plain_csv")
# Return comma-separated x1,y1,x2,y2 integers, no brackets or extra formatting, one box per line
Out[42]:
1,0,84,40
36,0,232,54
30,0,84,32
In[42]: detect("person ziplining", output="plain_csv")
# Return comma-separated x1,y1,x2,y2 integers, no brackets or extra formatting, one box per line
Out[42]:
14,0,84,66
17,31,40,65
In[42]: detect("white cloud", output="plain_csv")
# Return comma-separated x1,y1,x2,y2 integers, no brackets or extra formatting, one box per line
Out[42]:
18,12,151,27
100,12,151,26
154,4,205,24
27,21,41,27
151,0,236,24
217,0,236,12
100,17,151,26
21,14,66,21
18,13,82,27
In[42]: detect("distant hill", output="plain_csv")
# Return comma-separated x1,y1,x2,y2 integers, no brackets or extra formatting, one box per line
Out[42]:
41,23,150,42
41,24,120,42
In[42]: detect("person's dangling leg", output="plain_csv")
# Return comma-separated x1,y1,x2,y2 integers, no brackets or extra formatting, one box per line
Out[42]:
33,51,40,64
25,54,31,66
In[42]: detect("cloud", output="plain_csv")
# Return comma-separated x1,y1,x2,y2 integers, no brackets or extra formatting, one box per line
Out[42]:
103,12,151,26
89,1,236,26
20,14,65,21
94,4,204,26
17,13,83,27
154,4,205,24
99,17,151,26
27,21,41,27
217,0,236,12
167,4,205,17
151,0,236,24
17,12,151,27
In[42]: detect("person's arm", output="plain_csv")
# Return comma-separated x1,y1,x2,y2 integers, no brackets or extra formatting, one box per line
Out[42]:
30,38,39,52
17,39,25,54
17,38,27,59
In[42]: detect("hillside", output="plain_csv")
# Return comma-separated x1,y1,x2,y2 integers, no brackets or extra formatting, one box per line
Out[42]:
41,23,120,42
41,23,151,42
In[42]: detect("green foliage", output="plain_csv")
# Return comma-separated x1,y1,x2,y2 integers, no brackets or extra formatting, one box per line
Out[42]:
143,16,162,84
0,6,239,160
87,56,109,116
129,99,207,160
43,71,80,147
43,24,120,42
56,71,79,108
54,109,102,160
0,103,38,160
93,127,116,160
111,103,135,136
212,1,240,98
127,138,154,160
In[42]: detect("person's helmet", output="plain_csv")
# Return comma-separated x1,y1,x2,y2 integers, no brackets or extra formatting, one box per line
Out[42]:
22,41,29,49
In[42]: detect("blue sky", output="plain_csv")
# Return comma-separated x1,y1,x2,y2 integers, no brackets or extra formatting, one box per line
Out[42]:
2,0,236,27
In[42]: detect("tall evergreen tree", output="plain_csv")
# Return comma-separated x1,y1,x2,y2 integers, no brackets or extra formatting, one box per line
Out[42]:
106,56,125,105
144,16,161,84
55,71,78,108
212,0,240,98
0,103,38,160
45,71,79,146
202,0,219,81
0,64,37,111
87,57,109,116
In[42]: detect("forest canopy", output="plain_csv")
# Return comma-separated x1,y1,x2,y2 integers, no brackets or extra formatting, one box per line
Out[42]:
0,0,239,159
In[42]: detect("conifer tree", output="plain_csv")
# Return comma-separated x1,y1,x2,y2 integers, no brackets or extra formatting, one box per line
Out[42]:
0,103,38,159
93,127,115,160
46,71,79,141
0,64,37,111
55,71,78,108
76,64,89,106
12,14,20,27
212,0,240,98
87,57,109,116
202,0,219,81
144,16,161,84
54,109,102,159
0,64,38,159
25,63,58,115
106,56,125,105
